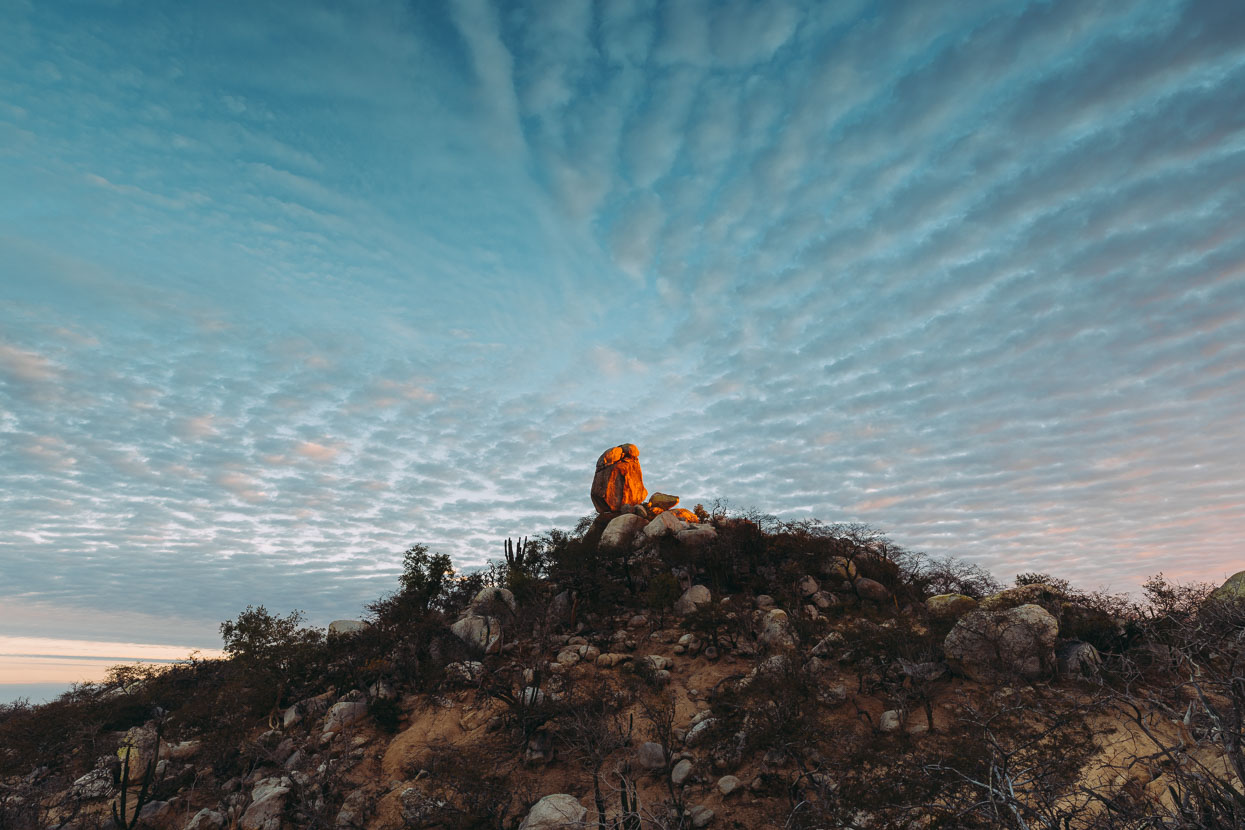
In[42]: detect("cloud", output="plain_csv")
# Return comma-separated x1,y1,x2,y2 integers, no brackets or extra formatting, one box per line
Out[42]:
1,0,1244,661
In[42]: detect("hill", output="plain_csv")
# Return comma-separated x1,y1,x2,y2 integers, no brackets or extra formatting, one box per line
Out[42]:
2,501,1243,830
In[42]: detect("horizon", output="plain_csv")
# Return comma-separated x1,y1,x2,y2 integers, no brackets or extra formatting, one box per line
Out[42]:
3,0,1244,702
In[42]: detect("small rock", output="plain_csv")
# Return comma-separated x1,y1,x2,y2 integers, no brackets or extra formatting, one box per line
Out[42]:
184,809,226,830
687,804,715,827
798,575,820,597
636,742,667,770
717,775,741,796
854,577,891,603
671,758,693,785
323,701,368,733
879,710,902,732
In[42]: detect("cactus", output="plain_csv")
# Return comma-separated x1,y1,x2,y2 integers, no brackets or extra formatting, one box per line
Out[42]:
504,536,529,572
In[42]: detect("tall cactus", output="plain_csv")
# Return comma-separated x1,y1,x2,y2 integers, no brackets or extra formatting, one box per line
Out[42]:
504,536,529,573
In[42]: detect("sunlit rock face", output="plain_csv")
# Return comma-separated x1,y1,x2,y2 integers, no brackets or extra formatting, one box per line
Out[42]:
591,443,647,512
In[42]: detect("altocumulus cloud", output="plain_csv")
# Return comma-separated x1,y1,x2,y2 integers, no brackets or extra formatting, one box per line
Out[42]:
1,0,1244,662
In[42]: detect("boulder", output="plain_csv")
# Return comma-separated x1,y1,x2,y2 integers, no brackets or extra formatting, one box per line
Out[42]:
674,585,712,615
944,603,1059,683
240,781,289,830
854,576,891,603
926,594,978,619
1056,640,1102,677
717,775,742,796
675,526,717,546
323,700,368,733
70,768,114,800
979,583,1065,613
636,741,667,770
643,511,689,540
671,758,693,785
650,493,679,510
591,444,647,512
184,809,226,830
451,614,502,653
820,557,857,581
471,586,517,614
518,794,587,830
798,575,820,597
328,619,368,636
1210,570,1245,603
879,710,902,732
139,800,172,824
670,507,700,523
599,514,648,551
758,609,796,652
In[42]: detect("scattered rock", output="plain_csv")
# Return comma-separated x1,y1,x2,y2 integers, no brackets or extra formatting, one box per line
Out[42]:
445,661,486,686
674,585,712,615
138,800,172,824
687,804,715,827
979,583,1065,613
671,758,693,785
240,779,289,830
717,775,742,796
591,444,647,513
636,741,667,770
184,809,226,830
70,768,114,800
323,701,368,733
758,609,796,652
879,710,902,732
518,793,587,830
798,575,820,597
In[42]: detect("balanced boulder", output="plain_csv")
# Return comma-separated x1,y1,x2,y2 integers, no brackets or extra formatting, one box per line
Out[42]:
591,444,647,512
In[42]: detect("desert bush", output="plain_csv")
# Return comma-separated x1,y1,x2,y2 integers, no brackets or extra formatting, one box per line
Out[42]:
401,742,517,829
219,605,326,715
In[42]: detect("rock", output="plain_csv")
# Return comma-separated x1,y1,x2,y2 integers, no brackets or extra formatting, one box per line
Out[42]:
899,660,949,684
240,782,289,830
328,619,368,636
879,710,902,732
798,575,820,597
926,594,978,619
636,741,667,770
401,788,447,825
650,493,679,510
644,654,673,670
184,809,226,830
675,526,717,546
854,577,891,603
556,648,581,666
684,718,716,746
335,788,369,828
758,609,796,652
1210,571,1245,603
139,800,172,823
471,586,517,613
161,740,201,761
599,514,649,551
450,614,502,653
671,758,693,785
687,804,715,827
674,585,712,615
591,444,647,513
669,507,700,523
70,768,114,800
944,603,1059,683
820,557,857,581
596,652,631,668
323,700,368,733
518,793,587,830
811,591,838,610
979,583,1065,613
643,511,689,540
1056,640,1102,677
755,594,775,609
717,775,742,796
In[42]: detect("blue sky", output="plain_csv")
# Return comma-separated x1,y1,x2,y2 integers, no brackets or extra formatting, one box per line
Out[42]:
2,0,1244,695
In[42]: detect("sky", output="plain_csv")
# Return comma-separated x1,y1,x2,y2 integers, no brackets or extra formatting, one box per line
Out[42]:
2,0,1244,701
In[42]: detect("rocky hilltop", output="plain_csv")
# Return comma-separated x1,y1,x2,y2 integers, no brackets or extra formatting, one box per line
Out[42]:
2,445,1244,830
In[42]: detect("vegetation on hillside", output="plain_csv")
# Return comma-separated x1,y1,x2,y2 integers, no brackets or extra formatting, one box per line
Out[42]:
1,506,1242,829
